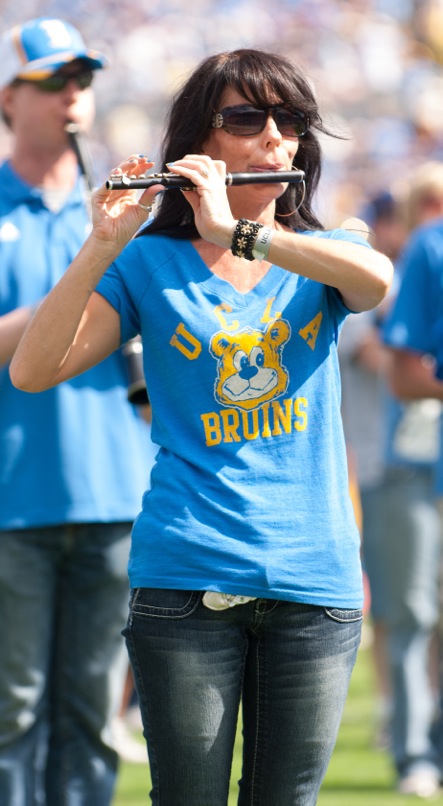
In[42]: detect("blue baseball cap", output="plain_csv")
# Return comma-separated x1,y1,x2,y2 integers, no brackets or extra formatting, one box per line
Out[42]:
0,17,108,88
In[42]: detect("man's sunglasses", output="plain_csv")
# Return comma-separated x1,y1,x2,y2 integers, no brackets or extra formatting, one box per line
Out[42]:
16,70,94,93
212,104,309,138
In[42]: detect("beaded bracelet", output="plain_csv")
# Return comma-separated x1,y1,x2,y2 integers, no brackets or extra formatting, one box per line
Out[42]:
231,219,262,261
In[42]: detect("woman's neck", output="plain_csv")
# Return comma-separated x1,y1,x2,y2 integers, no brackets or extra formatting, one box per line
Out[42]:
192,240,272,294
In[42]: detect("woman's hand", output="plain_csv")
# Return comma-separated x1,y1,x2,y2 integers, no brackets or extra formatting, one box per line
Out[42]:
166,155,236,248
90,155,162,251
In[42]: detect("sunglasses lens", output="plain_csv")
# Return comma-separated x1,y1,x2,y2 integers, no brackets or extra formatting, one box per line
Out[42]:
275,109,308,137
76,71,94,90
222,107,266,136
216,105,309,137
38,76,65,92
36,71,94,92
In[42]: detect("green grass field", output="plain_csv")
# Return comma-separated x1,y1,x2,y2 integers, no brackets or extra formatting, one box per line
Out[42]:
113,641,428,805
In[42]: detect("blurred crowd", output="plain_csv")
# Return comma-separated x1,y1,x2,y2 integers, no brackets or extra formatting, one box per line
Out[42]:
0,0,442,223
2,0,443,797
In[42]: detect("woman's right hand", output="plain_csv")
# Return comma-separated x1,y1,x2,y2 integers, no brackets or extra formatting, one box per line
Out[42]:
90,155,163,250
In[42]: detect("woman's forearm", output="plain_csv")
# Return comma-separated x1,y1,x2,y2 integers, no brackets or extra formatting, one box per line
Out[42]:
208,219,393,313
0,305,37,366
9,235,121,392
266,230,393,312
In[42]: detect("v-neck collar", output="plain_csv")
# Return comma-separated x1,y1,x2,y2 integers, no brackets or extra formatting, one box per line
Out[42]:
182,240,286,308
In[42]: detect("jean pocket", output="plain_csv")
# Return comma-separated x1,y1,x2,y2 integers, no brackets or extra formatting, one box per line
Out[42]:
130,587,202,619
323,607,363,623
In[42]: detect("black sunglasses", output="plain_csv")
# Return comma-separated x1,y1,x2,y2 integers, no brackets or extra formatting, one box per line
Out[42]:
17,70,94,93
212,104,309,138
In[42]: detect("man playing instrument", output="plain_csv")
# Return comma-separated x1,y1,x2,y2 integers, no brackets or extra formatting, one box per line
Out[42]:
0,17,150,805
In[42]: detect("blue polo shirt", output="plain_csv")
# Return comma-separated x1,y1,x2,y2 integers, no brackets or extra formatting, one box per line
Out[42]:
0,160,151,528
383,219,443,493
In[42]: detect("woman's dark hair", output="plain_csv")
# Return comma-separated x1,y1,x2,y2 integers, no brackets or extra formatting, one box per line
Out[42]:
141,48,336,239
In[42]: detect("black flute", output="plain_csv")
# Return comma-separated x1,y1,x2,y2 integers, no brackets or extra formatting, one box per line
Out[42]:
65,123,150,406
106,169,305,191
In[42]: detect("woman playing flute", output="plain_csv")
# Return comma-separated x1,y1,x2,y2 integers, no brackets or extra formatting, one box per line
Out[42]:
11,47,392,806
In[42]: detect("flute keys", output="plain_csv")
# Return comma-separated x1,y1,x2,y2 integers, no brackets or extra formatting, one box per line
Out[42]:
108,173,131,186
108,173,148,187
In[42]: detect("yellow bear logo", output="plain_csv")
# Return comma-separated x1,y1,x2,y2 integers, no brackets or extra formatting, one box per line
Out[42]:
210,319,291,411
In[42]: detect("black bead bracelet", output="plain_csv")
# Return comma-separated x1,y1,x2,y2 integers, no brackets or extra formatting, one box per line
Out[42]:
231,219,263,261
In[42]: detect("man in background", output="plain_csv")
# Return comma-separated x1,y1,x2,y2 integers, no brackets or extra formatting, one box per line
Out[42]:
381,169,443,797
0,17,150,804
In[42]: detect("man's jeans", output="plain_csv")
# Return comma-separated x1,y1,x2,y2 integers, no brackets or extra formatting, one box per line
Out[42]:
125,588,362,806
0,523,132,806
381,467,442,778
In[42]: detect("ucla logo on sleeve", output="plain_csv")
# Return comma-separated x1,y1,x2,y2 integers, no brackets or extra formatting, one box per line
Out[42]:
210,319,290,411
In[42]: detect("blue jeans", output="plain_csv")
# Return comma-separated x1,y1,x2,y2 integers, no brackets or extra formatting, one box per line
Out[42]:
380,467,442,778
0,523,132,806
360,481,390,620
124,588,362,806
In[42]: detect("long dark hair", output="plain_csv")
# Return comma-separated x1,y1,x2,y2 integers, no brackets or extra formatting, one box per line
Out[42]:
140,48,335,239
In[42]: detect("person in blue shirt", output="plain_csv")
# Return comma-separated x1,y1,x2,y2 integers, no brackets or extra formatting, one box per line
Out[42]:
383,209,443,798
0,17,151,805
11,48,393,805
340,179,443,799
338,191,408,755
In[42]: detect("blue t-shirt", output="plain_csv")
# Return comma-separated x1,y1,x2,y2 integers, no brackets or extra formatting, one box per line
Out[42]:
0,160,151,528
383,219,443,491
96,228,370,607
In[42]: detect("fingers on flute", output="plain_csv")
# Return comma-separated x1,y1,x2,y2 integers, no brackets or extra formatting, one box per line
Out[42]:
112,155,154,174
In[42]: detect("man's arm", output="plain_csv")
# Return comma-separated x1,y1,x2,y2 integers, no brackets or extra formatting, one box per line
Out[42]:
385,347,443,401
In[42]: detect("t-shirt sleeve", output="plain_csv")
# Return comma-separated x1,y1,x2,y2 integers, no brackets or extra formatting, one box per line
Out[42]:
96,258,141,345
320,227,373,318
383,230,441,356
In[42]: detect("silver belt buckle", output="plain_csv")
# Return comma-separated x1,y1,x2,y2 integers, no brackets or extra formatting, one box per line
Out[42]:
202,592,257,611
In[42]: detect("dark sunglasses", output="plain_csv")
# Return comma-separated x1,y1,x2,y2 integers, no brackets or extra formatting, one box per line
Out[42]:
16,70,94,93
212,104,309,138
